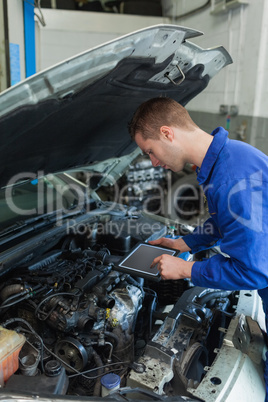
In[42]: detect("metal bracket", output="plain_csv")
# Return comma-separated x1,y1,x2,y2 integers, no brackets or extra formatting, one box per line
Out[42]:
165,65,185,86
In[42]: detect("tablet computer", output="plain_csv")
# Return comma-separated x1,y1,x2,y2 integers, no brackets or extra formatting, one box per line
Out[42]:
115,242,179,280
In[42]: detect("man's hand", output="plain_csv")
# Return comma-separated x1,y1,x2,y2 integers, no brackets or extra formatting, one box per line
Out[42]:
149,237,191,253
150,254,193,280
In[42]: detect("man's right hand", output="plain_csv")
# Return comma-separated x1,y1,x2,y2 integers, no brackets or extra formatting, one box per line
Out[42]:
148,237,191,253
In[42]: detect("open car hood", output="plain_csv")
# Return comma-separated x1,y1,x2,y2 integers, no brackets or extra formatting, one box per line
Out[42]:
0,25,266,402
0,24,232,188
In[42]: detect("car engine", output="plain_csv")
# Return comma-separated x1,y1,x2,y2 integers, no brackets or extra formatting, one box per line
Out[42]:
0,207,236,399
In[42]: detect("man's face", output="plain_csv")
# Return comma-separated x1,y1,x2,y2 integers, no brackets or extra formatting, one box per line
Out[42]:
135,130,185,172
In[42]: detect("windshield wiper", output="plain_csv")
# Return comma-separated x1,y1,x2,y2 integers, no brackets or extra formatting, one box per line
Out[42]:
0,207,84,241
0,211,59,238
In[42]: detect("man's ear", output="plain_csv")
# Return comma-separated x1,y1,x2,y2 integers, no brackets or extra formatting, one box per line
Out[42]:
160,126,174,141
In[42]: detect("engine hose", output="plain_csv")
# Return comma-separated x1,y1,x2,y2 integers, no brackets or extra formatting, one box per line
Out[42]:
83,249,120,266
124,275,145,298
92,350,103,397
0,284,24,301
135,276,144,287
91,330,119,349
148,293,157,339
196,290,232,306
104,331,119,348
0,286,44,310
105,341,113,362
1,284,42,305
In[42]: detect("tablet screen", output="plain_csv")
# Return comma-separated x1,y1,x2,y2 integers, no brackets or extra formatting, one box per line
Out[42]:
118,243,177,277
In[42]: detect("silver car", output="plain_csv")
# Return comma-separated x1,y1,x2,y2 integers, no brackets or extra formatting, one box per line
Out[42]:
0,24,265,401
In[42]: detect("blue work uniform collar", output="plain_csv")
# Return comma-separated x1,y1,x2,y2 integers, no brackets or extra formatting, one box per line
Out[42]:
196,126,228,185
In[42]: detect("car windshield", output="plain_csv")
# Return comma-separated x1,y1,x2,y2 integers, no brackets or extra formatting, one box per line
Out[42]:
0,174,85,232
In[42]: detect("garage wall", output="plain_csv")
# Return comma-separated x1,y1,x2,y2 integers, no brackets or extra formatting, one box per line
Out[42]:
175,0,268,152
34,1,268,153
35,1,268,117
0,0,8,91
35,9,168,71
7,0,25,83
180,0,267,117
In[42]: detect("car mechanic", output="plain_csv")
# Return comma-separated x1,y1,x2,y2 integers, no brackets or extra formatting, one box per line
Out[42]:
128,96,268,399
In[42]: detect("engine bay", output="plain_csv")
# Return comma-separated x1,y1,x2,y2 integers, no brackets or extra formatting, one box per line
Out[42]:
0,208,236,399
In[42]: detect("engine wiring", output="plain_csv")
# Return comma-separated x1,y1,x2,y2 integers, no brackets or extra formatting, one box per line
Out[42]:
68,361,130,380
0,241,238,397
34,290,82,320
0,285,44,310
2,316,129,381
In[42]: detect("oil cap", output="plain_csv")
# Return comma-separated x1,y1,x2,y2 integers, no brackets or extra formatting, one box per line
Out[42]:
45,360,62,377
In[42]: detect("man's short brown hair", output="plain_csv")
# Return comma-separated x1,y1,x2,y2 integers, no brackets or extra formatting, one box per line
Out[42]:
128,97,197,140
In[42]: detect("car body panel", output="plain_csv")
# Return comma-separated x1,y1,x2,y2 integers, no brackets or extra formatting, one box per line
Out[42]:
190,290,266,401
0,24,232,188
0,24,265,402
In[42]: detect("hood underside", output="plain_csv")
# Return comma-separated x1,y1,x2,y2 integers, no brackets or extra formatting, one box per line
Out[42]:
0,24,232,188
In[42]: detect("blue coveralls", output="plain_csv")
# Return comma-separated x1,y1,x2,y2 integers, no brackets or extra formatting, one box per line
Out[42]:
182,127,268,396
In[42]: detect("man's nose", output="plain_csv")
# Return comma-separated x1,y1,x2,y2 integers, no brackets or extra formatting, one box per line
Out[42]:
150,155,159,167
